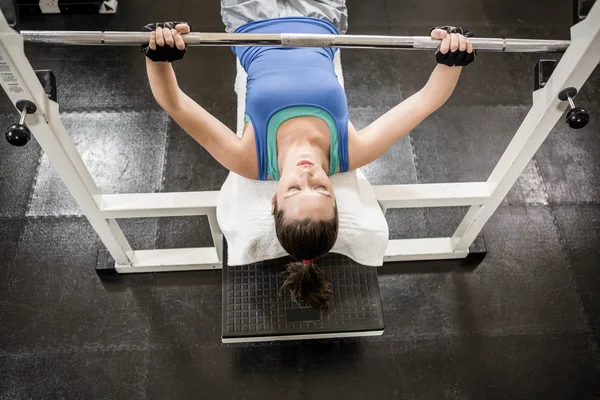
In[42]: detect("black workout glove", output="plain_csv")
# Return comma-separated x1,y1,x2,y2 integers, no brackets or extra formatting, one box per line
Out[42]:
141,22,191,62
430,25,476,67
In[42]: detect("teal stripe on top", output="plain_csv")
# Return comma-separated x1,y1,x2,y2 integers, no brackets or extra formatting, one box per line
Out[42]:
245,106,340,181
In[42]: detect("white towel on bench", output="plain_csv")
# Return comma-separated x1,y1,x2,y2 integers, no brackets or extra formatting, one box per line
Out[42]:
217,51,389,266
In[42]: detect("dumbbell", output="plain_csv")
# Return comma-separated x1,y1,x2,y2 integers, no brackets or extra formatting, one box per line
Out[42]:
5,100,36,147
558,87,590,130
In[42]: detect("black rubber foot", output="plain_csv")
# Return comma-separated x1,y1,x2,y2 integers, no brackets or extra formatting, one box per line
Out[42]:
573,0,595,23
0,0,18,28
35,70,57,102
96,249,117,277
534,60,557,91
463,235,487,267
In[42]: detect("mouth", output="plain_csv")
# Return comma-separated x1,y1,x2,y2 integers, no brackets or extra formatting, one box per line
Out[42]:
296,160,314,166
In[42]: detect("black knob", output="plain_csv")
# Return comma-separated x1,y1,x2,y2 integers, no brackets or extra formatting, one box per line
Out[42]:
5,100,37,147
558,87,590,130
5,123,31,146
566,107,590,130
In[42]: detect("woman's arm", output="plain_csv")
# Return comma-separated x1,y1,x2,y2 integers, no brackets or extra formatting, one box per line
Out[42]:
146,59,181,110
145,25,251,177
348,30,473,170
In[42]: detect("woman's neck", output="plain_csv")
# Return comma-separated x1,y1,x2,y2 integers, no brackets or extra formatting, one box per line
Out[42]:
277,117,330,174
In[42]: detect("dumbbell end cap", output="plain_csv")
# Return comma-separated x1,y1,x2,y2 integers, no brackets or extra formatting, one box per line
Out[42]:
5,123,31,146
566,107,590,129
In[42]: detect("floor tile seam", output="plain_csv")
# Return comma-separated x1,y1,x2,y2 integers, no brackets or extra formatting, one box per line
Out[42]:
406,132,434,238
529,155,550,204
1,341,318,357
139,170,158,354
499,202,600,209
588,326,600,364
3,327,593,357
56,107,238,116
56,109,163,115
158,118,174,195
0,145,43,321
546,200,600,207
56,106,165,114
145,273,157,347
299,343,306,400
547,203,599,339
373,331,454,343
377,328,592,341
387,340,411,376
0,219,29,323
380,0,409,104
381,0,393,36
21,214,88,220
445,320,466,400
0,343,151,357
22,140,44,219
501,200,551,206
444,327,593,338
348,106,388,112
0,341,236,358
0,216,28,222
140,311,153,400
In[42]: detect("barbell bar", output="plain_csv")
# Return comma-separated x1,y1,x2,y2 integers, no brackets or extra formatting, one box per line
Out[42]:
20,31,571,53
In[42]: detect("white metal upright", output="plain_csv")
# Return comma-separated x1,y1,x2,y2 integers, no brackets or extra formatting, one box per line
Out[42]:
0,17,133,266
0,12,222,272
451,5,600,252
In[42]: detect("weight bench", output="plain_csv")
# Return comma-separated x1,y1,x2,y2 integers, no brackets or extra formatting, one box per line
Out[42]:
221,240,385,343
1,4,599,343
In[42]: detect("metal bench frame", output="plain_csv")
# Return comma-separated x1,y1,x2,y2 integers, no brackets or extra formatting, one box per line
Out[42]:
1,4,598,273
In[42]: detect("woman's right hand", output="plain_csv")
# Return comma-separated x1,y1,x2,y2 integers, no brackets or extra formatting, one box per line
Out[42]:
429,26,475,67
142,22,191,63
149,23,190,51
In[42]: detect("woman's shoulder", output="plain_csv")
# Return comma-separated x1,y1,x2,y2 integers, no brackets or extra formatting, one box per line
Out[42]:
236,122,259,179
345,120,361,171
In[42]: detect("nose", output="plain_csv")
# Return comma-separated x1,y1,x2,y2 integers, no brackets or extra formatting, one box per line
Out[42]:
300,168,313,186
300,166,312,176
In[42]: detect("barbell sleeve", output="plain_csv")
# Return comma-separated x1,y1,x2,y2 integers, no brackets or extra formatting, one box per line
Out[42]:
19,31,571,53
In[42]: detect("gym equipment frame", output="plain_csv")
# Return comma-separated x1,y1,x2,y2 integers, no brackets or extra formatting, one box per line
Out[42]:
1,3,599,276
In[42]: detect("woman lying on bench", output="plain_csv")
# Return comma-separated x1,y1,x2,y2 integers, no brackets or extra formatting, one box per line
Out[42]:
143,2,474,312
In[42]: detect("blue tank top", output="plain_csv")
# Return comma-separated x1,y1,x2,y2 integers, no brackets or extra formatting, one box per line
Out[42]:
233,17,350,181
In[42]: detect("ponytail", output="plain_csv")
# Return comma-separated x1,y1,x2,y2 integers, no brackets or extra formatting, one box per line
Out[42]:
282,259,333,313
272,197,338,313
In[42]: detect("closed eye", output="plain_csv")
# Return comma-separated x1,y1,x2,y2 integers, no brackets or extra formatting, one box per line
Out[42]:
283,186,333,199
287,185,327,191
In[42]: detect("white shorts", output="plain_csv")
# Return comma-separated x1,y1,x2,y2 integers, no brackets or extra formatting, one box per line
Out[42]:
221,0,348,33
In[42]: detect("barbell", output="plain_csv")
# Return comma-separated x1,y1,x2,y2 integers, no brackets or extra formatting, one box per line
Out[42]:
20,30,571,53
4,28,584,147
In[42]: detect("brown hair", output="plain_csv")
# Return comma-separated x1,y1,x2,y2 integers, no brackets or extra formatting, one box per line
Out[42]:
273,199,339,312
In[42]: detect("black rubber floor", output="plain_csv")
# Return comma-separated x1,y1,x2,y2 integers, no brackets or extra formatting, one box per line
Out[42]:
1,0,599,399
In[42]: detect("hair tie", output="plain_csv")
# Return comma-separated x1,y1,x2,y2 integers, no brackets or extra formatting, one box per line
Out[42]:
302,259,314,265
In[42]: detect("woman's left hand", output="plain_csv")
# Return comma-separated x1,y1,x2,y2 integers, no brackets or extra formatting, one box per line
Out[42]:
430,26,475,67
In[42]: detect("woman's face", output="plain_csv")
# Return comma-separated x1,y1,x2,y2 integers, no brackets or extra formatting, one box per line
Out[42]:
273,160,335,221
